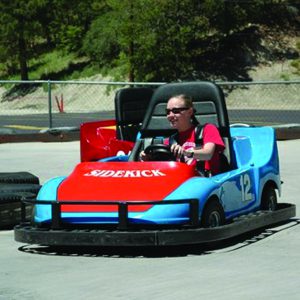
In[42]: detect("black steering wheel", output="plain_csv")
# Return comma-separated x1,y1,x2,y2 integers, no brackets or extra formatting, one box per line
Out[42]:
144,144,176,161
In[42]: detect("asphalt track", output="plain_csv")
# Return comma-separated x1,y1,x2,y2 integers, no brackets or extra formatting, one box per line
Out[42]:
1,109,300,134
0,139,300,300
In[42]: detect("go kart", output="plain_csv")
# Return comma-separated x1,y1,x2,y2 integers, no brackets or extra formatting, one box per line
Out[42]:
14,82,295,246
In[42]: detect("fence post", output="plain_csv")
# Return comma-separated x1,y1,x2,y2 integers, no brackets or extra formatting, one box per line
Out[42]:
47,80,53,128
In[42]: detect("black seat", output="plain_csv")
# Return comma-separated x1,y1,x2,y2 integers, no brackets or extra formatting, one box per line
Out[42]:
114,87,154,141
130,81,235,170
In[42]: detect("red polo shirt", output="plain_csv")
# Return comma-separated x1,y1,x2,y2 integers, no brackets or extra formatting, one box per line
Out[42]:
168,124,225,175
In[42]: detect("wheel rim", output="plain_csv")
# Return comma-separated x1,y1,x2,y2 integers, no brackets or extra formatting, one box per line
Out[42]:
268,195,277,211
208,211,221,227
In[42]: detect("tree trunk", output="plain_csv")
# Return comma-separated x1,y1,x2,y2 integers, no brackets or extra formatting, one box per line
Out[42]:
128,40,135,82
128,0,135,82
18,23,29,80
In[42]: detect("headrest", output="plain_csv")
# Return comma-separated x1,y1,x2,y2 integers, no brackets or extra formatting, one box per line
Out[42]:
140,81,229,137
115,87,154,124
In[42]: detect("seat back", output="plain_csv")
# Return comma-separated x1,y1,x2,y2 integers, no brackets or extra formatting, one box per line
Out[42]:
138,81,235,169
115,87,154,141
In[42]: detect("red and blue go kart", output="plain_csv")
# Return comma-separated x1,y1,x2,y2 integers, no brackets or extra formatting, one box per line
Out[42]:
14,82,296,247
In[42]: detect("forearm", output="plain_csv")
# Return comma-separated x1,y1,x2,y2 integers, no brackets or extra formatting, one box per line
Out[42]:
193,148,213,161
185,143,216,161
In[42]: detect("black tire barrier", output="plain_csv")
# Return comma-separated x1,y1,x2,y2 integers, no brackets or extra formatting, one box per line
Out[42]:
0,183,41,195
0,172,40,228
0,172,40,184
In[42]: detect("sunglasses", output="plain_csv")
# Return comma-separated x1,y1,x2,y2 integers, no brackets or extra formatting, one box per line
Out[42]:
166,107,189,115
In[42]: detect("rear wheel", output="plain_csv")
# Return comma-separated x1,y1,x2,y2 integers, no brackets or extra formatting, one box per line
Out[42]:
261,186,277,211
201,199,225,228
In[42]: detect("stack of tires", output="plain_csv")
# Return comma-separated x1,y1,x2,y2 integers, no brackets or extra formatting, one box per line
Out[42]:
0,172,41,228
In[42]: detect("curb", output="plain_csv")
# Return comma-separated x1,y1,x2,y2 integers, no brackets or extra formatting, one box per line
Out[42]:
0,128,80,143
272,124,300,140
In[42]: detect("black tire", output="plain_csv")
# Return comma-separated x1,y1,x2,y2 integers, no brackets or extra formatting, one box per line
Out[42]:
0,199,33,228
261,186,277,211
0,192,36,228
0,172,39,184
0,175,40,228
0,192,36,204
0,192,24,204
201,199,225,228
0,183,41,195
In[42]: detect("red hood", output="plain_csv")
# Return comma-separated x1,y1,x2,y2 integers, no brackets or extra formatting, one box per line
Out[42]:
58,162,196,212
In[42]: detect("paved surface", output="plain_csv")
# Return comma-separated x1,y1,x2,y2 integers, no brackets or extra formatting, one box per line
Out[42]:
0,112,115,134
0,140,300,300
1,111,300,135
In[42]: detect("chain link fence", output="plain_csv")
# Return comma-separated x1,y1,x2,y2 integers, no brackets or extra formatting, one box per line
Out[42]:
0,80,299,129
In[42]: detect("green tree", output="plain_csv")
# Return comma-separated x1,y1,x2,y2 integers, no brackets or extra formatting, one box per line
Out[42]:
83,0,299,82
83,0,214,81
47,0,105,52
0,0,103,79
83,0,145,81
0,0,47,80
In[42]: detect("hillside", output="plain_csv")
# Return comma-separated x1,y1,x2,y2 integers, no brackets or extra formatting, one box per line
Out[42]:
193,24,299,82
0,24,299,115
0,23,298,84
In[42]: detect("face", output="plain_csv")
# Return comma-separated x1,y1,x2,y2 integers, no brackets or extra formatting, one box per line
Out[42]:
166,97,193,131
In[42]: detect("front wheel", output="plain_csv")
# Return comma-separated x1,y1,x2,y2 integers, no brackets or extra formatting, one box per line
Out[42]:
261,186,277,211
201,199,225,228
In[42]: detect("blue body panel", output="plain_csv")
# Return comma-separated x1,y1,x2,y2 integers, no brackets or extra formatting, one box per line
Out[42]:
36,126,281,225
35,176,66,223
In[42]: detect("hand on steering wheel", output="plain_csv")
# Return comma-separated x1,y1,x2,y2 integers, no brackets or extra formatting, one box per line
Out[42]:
170,143,184,159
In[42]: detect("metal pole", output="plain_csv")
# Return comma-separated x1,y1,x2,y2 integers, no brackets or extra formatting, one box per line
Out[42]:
47,80,53,128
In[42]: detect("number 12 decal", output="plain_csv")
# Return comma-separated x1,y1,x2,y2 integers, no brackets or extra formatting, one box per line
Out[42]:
240,173,252,202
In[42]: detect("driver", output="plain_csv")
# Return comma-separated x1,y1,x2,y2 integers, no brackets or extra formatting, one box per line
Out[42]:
140,94,225,176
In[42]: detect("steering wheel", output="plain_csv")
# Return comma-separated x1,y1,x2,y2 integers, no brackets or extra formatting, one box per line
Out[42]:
144,144,176,161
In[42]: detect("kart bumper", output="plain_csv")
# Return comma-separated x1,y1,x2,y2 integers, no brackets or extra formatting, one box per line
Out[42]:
14,203,296,246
